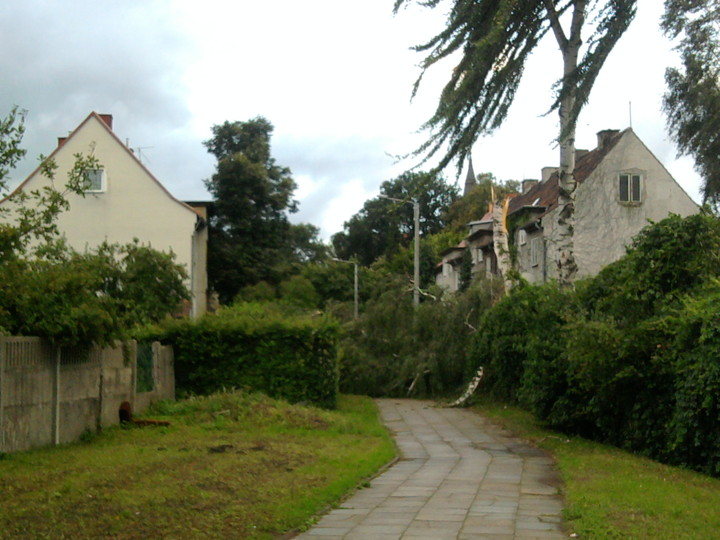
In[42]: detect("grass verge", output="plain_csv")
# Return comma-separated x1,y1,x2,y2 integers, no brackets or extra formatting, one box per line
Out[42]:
476,401,720,539
0,392,395,540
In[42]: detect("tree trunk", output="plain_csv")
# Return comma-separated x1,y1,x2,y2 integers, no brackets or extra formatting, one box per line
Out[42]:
546,0,587,287
492,196,513,294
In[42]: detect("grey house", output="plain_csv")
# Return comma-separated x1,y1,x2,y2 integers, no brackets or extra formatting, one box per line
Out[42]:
437,128,699,290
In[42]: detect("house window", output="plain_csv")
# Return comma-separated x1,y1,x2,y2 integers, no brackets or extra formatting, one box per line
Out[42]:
518,230,527,245
619,173,641,203
471,247,483,264
530,237,542,267
84,169,105,192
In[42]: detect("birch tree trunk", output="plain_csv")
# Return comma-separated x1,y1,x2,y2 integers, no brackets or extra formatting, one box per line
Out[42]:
492,196,513,294
546,0,587,287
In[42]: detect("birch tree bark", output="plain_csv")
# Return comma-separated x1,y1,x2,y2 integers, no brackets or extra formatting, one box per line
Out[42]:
492,196,514,293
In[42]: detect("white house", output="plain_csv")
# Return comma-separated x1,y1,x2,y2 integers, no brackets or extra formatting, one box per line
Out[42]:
437,128,699,289
1,112,208,317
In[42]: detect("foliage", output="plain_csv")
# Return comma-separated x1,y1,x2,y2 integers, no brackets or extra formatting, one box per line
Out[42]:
443,174,519,233
0,107,187,346
470,282,572,405
393,0,636,172
467,213,720,477
153,304,340,409
236,280,277,303
340,278,503,397
204,117,328,303
662,0,720,208
579,212,720,323
0,240,189,346
332,170,458,265
278,274,320,309
0,107,101,261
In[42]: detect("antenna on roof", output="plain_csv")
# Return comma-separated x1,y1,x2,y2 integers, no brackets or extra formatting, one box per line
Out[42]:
133,146,154,164
629,101,633,128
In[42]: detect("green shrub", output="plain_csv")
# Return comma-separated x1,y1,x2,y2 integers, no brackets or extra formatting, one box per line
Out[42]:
469,282,571,404
339,279,502,398
664,285,720,475
469,214,720,477
154,304,340,409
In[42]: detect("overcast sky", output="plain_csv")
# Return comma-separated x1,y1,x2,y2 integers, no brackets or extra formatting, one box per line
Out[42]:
0,1,701,240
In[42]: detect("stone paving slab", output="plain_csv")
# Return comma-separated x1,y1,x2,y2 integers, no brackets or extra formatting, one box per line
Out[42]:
295,399,567,539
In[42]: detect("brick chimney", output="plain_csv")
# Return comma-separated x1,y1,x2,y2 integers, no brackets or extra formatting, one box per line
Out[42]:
98,114,113,130
541,167,558,183
57,137,67,148
596,129,619,149
521,179,539,194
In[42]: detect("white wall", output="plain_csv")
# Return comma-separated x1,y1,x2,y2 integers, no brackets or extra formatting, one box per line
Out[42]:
1,114,206,315
574,130,698,278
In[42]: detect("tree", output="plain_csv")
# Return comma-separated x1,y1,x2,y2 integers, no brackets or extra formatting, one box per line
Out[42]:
0,106,100,261
444,174,520,233
0,240,189,346
393,0,636,285
204,117,298,303
0,108,188,346
662,0,720,209
332,170,458,265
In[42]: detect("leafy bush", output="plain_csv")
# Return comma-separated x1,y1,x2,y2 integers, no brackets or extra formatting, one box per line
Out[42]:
339,278,502,397
467,213,720,477
469,282,571,405
153,303,340,409
0,240,188,346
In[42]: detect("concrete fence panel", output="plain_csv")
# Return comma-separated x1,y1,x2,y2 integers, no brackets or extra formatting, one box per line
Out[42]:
0,338,175,454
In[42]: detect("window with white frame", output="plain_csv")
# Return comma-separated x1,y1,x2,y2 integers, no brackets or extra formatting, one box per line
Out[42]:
618,172,641,203
84,169,105,192
518,229,527,245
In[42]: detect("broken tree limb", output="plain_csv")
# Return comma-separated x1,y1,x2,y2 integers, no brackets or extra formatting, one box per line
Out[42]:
447,366,484,408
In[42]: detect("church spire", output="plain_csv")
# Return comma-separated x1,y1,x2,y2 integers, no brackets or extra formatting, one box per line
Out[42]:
463,155,476,196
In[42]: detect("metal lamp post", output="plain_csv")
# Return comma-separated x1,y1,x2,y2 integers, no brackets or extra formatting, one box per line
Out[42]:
380,195,420,307
332,258,359,319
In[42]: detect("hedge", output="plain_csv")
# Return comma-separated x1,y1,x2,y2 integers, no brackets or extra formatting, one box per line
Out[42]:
152,304,340,409
468,213,720,477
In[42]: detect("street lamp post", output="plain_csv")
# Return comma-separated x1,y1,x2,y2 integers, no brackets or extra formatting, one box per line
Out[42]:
380,195,420,307
332,258,359,319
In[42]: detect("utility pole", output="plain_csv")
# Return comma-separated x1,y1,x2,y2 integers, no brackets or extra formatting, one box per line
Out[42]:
380,195,420,307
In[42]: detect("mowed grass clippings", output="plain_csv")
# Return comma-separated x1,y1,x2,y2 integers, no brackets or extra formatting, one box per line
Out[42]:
475,402,720,540
0,392,395,540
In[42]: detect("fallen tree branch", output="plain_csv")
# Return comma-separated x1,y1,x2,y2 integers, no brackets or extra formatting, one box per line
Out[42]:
446,366,484,408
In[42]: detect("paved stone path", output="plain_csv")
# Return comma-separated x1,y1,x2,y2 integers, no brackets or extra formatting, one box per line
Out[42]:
296,399,566,539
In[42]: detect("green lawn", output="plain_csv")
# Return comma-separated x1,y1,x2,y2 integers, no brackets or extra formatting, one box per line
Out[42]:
0,392,395,540
477,402,720,539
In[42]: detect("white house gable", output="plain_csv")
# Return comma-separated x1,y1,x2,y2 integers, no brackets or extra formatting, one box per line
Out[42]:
2,112,208,317
574,129,698,278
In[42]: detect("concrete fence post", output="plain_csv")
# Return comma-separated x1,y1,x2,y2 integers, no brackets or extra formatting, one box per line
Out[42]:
53,346,61,446
0,337,5,452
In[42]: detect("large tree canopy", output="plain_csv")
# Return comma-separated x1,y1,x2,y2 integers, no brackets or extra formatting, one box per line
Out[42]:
204,117,327,303
663,0,720,208
332,171,458,266
394,0,636,285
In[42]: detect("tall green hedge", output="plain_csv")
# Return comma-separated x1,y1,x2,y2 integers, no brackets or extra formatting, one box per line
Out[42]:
154,304,340,409
468,213,720,477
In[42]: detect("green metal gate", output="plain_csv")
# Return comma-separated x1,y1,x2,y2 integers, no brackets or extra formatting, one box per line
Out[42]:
136,342,154,393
